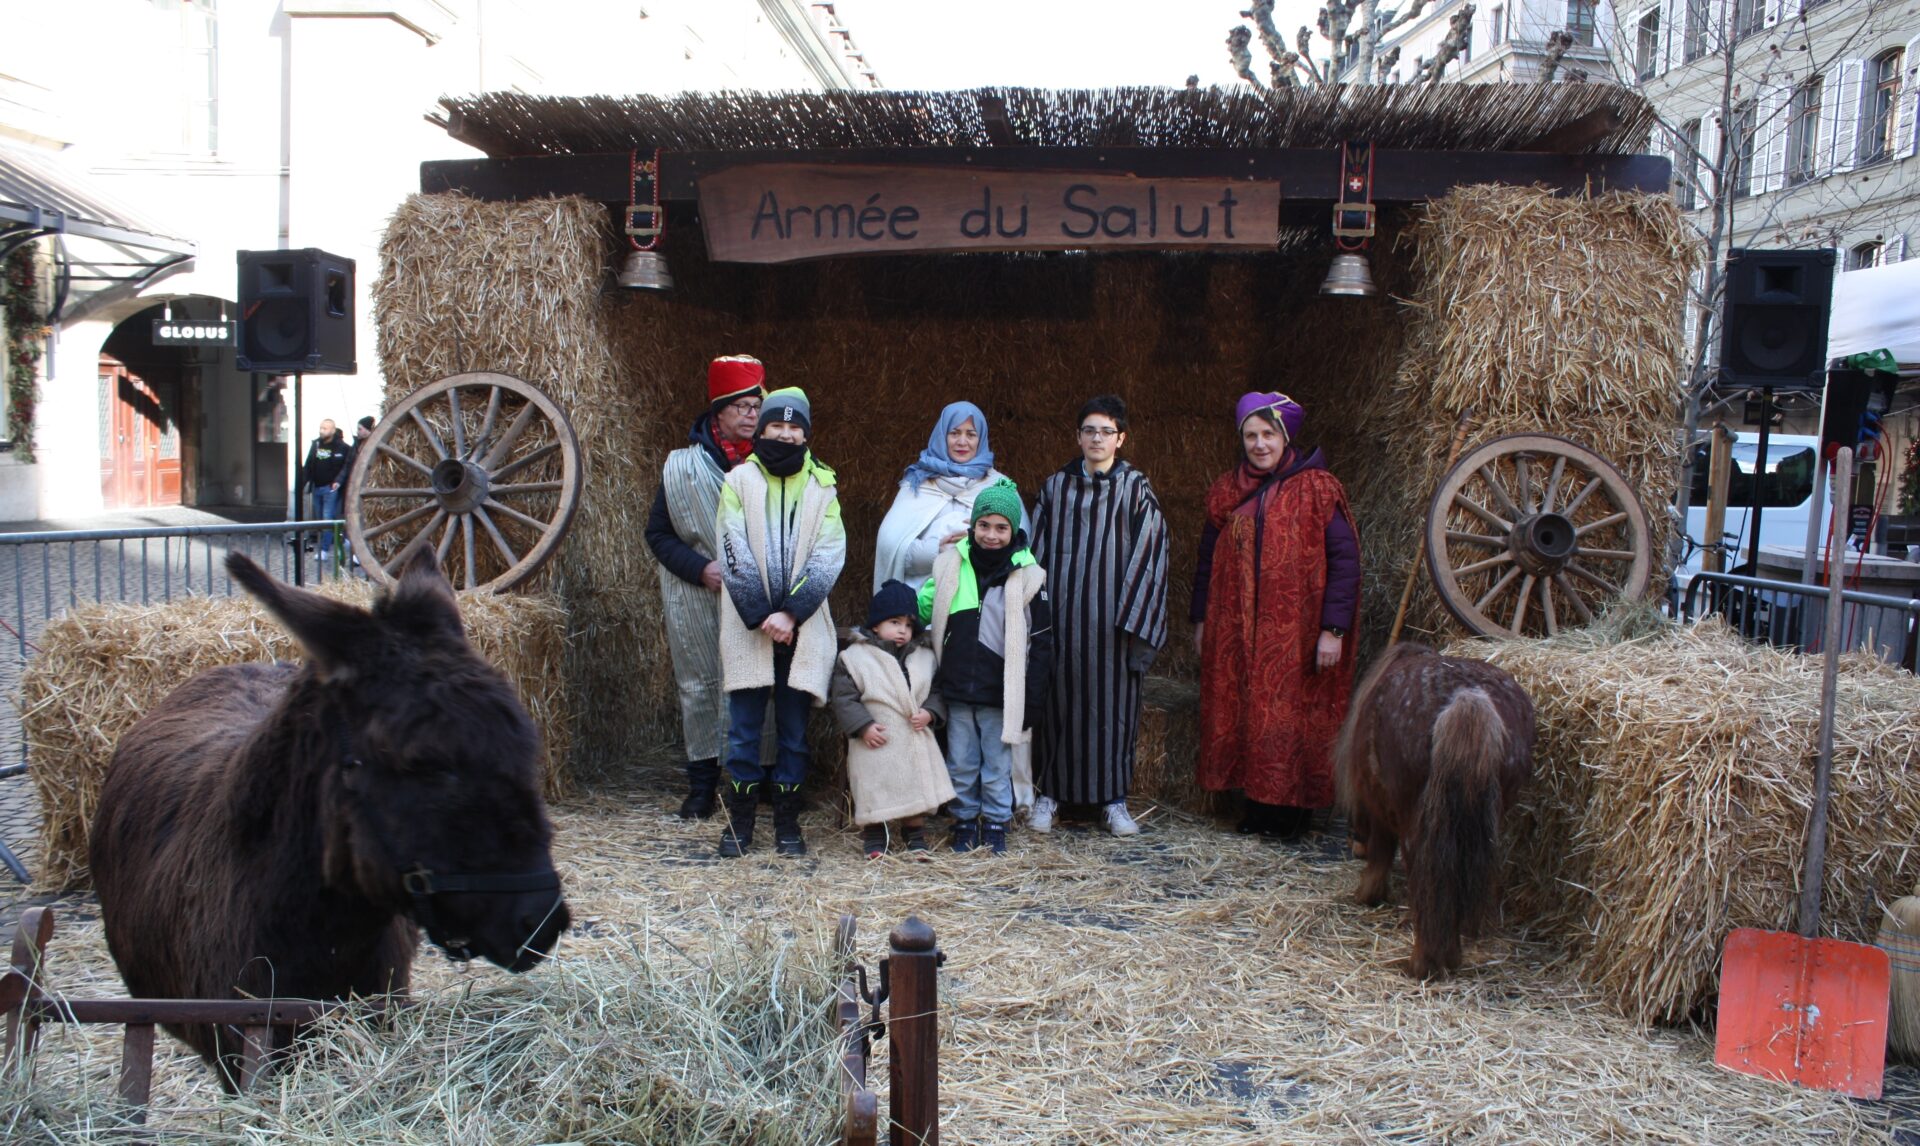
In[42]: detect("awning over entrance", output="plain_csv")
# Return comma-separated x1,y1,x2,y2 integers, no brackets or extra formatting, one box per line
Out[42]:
0,141,197,322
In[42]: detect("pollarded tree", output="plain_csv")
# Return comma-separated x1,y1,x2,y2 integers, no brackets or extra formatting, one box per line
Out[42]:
1227,0,1474,88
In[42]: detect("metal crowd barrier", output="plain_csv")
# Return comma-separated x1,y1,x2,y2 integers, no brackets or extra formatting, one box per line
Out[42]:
1680,570,1920,669
0,520,350,883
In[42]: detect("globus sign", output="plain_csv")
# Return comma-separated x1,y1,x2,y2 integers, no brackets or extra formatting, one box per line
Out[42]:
151,319,235,346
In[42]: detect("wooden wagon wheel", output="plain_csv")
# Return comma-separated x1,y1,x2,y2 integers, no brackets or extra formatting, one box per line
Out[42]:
345,372,581,594
1425,433,1651,638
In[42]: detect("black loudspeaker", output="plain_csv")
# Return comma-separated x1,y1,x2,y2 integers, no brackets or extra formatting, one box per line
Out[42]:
1718,248,1835,392
235,248,356,373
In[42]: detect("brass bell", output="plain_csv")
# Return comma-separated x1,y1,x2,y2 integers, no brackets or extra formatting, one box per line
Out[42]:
617,248,674,291
1318,252,1377,297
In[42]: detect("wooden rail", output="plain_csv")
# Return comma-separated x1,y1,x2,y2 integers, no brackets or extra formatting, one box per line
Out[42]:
835,913,945,1146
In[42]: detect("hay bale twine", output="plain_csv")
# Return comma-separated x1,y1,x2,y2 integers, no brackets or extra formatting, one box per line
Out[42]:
19,585,572,891
1880,894,1920,1060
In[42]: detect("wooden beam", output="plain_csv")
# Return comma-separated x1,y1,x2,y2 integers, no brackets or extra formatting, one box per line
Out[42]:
440,104,527,159
979,95,1017,146
1519,108,1626,155
422,147,1672,205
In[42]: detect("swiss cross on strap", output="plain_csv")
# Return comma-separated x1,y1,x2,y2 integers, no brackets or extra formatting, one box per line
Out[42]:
1332,141,1376,244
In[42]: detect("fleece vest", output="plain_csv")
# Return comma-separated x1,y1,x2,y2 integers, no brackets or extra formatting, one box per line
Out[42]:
927,544,1044,746
718,460,838,701
837,639,955,824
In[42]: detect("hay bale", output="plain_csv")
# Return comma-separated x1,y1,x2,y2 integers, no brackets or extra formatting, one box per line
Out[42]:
1132,676,1228,818
19,584,572,891
1448,618,1920,1026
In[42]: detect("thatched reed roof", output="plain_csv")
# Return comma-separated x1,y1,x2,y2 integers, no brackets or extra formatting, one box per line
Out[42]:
434,84,1657,158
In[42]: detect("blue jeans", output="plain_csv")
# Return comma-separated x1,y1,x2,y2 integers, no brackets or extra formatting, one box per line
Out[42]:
312,485,342,556
725,648,812,788
946,702,1013,824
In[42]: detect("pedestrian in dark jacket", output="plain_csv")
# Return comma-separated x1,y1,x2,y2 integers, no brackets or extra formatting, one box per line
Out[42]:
302,420,350,559
917,479,1053,855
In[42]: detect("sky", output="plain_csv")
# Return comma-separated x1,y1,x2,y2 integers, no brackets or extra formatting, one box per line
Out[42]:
827,0,1324,91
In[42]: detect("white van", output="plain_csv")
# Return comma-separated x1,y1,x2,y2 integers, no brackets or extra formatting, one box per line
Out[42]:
1676,433,1832,582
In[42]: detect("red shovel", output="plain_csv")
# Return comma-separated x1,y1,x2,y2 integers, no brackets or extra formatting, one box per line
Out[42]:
1714,446,1890,1099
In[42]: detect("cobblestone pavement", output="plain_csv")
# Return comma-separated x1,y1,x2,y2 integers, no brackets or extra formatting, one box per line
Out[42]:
0,507,354,892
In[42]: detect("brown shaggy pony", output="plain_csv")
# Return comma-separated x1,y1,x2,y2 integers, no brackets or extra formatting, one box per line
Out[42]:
89,553,570,1089
1333,642,1534,979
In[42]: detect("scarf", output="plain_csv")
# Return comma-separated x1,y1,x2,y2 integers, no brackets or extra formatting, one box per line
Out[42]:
754,437,808,477
720,436,753,465
904,401,994,490
968,531,1021,584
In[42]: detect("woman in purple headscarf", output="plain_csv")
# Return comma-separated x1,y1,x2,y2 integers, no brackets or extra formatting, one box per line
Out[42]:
1192,391,1362,840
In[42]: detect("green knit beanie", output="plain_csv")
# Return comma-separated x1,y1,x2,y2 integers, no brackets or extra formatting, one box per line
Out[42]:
971,478,1023,527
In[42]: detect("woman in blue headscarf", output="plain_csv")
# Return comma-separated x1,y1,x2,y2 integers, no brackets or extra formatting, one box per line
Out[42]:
873,401,1025,592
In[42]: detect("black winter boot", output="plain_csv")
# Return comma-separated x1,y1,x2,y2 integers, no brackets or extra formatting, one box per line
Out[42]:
771,785,808,856
718,780,761,858
680,758,721,820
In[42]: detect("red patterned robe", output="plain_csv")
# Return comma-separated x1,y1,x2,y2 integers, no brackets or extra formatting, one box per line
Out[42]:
1195,450,1361,807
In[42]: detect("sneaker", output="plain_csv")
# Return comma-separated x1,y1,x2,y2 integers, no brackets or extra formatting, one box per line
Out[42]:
982,822,1008,855
862,824,889,859
1028,795,1058,834
1104,800,1141,837
950,820,979,853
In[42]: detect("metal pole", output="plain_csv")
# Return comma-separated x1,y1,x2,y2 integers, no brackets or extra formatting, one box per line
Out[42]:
1799,446,1851,940
888,916,941,1146
1740,388,1772,577
292,373,304,587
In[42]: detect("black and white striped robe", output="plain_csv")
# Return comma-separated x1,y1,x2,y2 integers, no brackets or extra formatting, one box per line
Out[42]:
1030,458,1171,805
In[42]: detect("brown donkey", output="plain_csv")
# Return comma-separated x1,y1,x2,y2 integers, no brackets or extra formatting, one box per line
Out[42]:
1334,642,1534,979
90,553,570,1089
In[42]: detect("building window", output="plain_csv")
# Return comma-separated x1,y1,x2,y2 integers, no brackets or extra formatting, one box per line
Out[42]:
1787,77,1823,185
1683,0,1708,62
1489,5,1506,44
1848,241,1884,270
1733,0,1766,40
1730,101,1757,199
1862,49,1905,164
1636,9,1661,79
1675,119,1701,210
1567,0,1597,47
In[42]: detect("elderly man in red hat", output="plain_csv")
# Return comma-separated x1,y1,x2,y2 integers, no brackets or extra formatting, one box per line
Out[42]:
645,354,768,818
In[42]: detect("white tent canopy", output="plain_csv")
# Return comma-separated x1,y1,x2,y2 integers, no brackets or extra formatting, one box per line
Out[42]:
1829,258,1920,368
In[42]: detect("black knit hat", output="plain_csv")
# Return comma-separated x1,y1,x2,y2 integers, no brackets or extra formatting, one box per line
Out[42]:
867,579,919,629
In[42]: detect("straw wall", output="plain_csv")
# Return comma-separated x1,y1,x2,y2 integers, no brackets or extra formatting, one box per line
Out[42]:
373,186,1689,785
20,585,571,890
1454,619,1920,1026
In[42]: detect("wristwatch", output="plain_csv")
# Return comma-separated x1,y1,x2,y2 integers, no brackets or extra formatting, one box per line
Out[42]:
1322,626,1347,638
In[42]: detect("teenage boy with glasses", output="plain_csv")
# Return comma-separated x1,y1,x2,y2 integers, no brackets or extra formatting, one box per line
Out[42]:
1027,394,1170,837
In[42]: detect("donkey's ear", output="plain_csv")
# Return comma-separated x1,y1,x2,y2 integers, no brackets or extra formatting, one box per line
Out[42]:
225,553,371,678
384,548,465,640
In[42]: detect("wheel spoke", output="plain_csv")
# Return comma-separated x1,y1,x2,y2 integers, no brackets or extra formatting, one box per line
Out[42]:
1575,547,1636,562
491,442,561,485
1516,455,1535,515
385,508,448,573
1512,573,1537,633
489,481,564,496
360,487,436,498
1540,577,1559,636
468,386,504,462
434,513,459,565
377,443,434,478
364,502,438,541
481,402,540,471
1574,511,1629,537
1565,561,1622,595
484,498,551,534
1561,476,1602,517
1474,566,1522,613
463,516,477,591
1454,552,1514,578
1479,465,1524,520
474,504,521,567
1454,496,1513,533
1554,573,1595,623
1540,456,1568,513
1446,529,1505,548
448,387,466,461
408,408,450,462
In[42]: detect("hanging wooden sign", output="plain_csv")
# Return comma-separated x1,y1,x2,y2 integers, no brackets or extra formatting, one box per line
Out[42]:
696,163,1281,264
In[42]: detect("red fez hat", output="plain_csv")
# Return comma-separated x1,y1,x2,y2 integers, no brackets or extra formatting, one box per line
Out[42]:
708,355,766,406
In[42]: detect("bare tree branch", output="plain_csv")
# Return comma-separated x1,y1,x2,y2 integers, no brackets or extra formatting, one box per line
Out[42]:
1227,26,1268,90
1376,44,1401,82
1295,25,1328,85
1539,30,1575,83
1382,0,1430,34
1413,5,1475,86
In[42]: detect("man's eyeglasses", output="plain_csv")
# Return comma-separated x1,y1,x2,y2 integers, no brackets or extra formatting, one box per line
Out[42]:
1078,426,1122,440
725,400,762,416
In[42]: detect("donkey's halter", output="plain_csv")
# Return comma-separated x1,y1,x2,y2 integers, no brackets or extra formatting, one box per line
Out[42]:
334,726,560,961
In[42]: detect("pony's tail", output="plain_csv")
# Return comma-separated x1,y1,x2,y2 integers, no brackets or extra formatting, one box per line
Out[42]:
1334,641,1429,814
1410,687,1507,977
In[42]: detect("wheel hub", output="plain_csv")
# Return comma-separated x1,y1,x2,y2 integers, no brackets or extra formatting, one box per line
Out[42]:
1508,511,1577,576
431,458,491,514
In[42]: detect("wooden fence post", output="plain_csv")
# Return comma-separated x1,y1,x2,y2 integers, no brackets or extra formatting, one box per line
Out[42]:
887,916,940,1146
